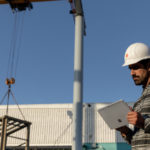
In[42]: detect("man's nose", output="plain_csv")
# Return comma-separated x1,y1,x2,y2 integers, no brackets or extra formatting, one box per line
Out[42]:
130,69,135,76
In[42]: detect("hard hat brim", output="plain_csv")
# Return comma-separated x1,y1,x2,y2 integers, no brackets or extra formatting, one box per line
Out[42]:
122,56,150,66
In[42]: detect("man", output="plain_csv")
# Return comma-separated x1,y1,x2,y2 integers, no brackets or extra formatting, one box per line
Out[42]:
117,42,150,150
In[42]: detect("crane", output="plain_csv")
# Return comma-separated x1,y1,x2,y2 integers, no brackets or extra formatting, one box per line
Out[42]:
0,0,86,150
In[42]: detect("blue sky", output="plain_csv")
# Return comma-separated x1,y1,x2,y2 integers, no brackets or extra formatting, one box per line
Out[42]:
0,0,149,104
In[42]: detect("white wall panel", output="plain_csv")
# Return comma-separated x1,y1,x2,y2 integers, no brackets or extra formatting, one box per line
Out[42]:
0,103,128,147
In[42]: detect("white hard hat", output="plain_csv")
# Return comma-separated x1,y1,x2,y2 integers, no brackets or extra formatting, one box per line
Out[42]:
122,43,150,66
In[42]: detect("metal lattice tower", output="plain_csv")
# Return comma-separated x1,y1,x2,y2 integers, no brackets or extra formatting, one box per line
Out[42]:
0,115,31,150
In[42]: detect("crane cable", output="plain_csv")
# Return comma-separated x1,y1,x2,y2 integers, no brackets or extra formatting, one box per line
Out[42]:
1,11,26,120
7,11,25,79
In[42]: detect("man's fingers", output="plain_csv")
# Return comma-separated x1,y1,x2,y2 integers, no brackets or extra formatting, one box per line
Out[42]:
127,111,138,117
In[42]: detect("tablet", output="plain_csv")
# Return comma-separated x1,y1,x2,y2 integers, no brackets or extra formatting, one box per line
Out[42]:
98,100,130,129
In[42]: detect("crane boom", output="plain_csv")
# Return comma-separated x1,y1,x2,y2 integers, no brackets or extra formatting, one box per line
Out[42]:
0,0,58,4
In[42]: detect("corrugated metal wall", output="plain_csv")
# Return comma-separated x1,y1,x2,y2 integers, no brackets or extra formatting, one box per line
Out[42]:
0,103,126,147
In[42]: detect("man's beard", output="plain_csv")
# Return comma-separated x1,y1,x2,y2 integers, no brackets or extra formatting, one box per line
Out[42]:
132,75,148,86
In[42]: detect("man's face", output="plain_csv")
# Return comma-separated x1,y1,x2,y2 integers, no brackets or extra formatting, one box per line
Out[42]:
129,62,149,86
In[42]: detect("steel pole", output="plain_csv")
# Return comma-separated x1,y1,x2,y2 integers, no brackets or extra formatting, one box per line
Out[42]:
72,14,84,150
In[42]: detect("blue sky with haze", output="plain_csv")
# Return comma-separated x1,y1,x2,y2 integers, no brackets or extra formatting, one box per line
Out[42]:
0,0,149,104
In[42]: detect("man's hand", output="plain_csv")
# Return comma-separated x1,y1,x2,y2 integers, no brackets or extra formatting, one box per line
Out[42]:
127,110,144,129
116,126,130,138
116,126,129,132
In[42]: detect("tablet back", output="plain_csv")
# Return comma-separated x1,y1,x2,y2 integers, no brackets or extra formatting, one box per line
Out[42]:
98,100,130,129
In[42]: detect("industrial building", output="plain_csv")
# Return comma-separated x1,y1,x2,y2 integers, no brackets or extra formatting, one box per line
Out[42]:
0,103,131,150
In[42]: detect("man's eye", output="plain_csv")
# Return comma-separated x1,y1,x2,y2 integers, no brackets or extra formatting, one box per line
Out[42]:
133,66,139,70
129,66,139,70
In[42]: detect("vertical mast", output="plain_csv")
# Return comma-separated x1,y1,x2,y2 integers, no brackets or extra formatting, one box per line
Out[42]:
72,0,85,150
